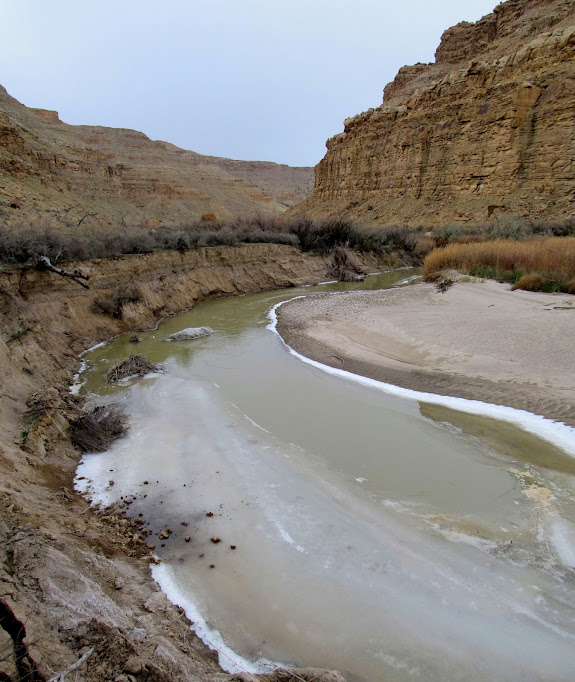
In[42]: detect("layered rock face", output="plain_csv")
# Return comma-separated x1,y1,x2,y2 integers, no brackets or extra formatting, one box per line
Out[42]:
0,86,313,229
294,0,575,226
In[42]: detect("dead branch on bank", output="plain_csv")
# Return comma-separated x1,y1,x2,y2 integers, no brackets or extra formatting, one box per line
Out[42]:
36,256,90,289
47,647,94,681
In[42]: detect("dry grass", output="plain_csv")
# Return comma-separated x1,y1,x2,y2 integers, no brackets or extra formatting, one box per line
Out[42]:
423,237,575,293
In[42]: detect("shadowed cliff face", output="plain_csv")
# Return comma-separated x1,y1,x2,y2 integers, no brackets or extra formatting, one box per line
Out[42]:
0,86,313,229
293,0,575,227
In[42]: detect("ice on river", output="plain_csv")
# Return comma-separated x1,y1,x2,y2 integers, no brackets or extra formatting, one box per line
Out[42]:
76,372,575,681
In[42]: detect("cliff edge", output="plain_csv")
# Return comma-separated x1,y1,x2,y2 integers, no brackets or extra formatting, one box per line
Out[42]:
293,0,575,226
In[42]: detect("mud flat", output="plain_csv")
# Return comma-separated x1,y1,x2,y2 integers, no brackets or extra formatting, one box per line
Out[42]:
276,279,575,428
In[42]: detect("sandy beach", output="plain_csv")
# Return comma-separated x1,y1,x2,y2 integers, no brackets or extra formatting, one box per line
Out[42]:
277,279,575,428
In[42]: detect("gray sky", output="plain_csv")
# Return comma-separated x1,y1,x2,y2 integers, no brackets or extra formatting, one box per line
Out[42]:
1,0,497,167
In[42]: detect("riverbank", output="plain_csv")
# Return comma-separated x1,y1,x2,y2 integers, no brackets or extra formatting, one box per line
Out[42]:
0,244,383,681
276,279,575,429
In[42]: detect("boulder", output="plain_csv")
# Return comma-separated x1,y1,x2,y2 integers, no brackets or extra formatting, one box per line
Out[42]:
164,326,214,341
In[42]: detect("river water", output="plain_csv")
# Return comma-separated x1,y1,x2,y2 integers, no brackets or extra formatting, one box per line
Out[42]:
75,270,575,681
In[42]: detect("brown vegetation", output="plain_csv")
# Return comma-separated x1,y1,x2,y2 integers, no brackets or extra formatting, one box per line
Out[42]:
329,244,364,281
70,405,127,452
0,217,426,267
106,355,159,383
91,284,143,319
423,237,575,293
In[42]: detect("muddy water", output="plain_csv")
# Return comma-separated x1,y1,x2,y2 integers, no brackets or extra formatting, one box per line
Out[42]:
76,270,575,681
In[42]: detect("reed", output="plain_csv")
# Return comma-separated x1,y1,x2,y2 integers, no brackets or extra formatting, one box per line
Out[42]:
423,237,575,293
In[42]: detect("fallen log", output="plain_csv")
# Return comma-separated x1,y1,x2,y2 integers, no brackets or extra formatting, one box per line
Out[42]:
36,256,90,289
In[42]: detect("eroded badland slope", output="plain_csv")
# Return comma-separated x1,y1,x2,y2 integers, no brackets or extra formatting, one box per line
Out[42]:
0,86,313,229
293,0,575,226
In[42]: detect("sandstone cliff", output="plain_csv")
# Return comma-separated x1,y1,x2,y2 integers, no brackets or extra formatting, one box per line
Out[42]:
293,0,575,226
0,86,313,230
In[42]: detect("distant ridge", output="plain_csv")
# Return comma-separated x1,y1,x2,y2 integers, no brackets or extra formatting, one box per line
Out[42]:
0,85,313,229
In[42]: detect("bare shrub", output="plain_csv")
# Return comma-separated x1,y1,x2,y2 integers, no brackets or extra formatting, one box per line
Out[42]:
436,277,455,293
90,284,142,319
106,354,158,383
0,216,437,267
288,217,318,252
330,244,364,281
435,223,463,247
414,236,436,257
486,214,531,240
70,405,127,452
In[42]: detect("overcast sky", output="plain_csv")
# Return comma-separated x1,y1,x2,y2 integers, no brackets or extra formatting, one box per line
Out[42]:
1,0,497,167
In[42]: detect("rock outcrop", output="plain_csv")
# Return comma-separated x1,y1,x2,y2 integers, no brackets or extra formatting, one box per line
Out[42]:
293,0,575,226
0,86,313,229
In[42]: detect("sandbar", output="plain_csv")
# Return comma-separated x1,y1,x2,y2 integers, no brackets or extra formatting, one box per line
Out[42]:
276,279,575,428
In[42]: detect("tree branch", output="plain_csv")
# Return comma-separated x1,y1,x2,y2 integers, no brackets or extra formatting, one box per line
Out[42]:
36,257,90,290
47,647,94,681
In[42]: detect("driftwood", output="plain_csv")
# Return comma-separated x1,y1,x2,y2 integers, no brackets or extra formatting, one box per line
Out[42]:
70,405,127,452
106,354,159,383
36,256,90,289
47,647,95,681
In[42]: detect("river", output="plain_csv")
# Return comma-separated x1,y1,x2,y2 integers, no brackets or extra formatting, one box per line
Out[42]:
74,269,575,681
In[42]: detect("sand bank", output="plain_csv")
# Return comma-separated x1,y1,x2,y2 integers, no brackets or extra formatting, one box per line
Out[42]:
276,280,575,428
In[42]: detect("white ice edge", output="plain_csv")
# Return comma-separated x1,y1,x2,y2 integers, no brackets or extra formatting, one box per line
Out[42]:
69,358,87,394
70,341,108,393
79,340,107,356
151,562,280,675
267,298,575,457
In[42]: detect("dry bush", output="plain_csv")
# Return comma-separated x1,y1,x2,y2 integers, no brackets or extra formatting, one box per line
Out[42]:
0,216,429,267
90,284,143,319
453,234,481,245
423,237,575,293
436,277,455,293
414,236,436,257
106,354,158,383
70,405,127,452
329,244,364,281
511,273,545,291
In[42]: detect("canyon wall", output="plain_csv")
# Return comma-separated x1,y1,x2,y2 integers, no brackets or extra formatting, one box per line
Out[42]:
293,0,575,227
0,86,313,230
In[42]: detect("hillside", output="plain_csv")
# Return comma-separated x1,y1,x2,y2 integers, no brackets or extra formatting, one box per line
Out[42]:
0,86,313,230
292,0,575,227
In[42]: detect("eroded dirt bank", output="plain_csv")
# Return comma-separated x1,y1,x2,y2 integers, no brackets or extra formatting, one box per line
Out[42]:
0,244,387,681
